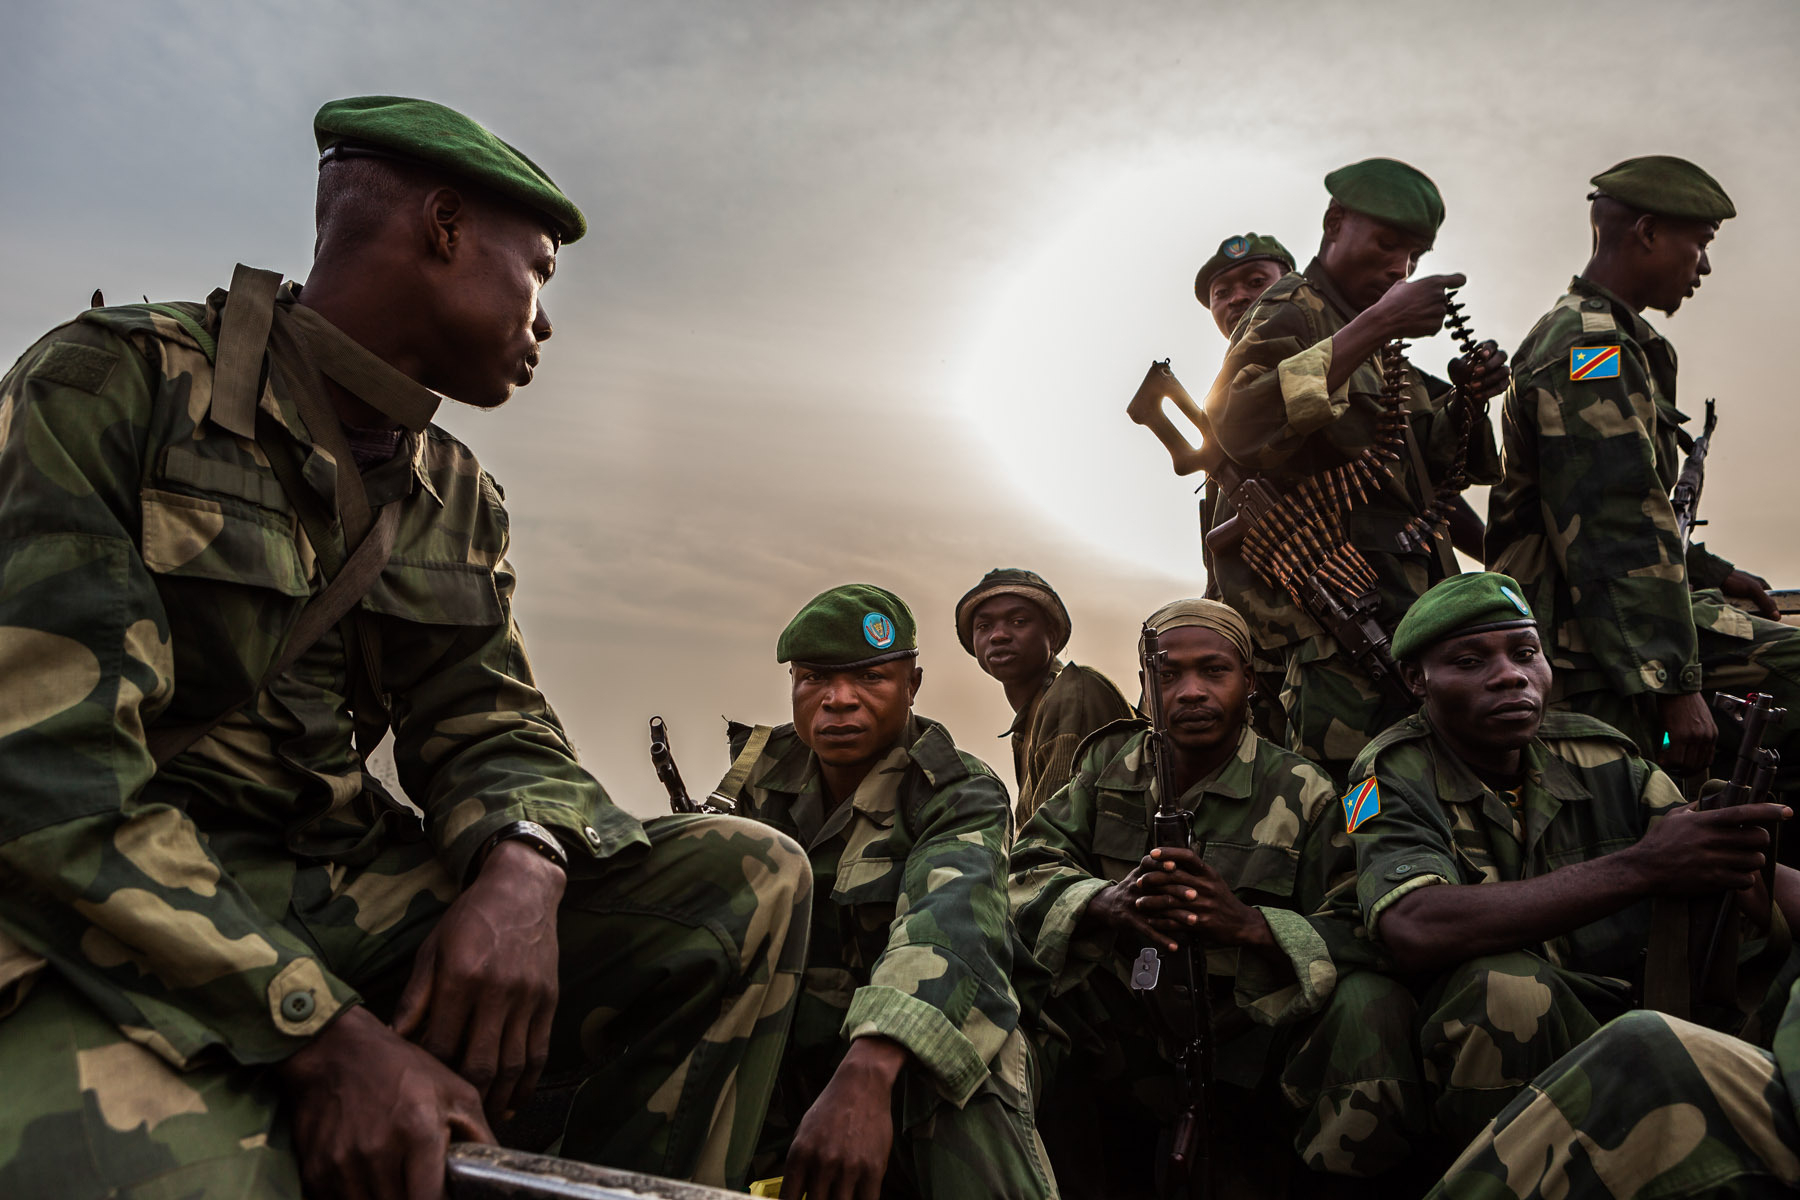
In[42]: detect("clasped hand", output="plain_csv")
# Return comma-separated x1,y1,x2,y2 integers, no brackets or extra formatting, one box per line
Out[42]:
1092,847,1268,952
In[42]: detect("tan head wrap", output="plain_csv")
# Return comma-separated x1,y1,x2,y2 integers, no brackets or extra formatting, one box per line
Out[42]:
1139,598,1254,664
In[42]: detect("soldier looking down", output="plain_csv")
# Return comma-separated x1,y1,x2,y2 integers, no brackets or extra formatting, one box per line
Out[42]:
1203,158,1509,786
1343,572,1800,1147
956,568,1132,825
1486,155,1800,789
714,584,1057,1200
0,96,812,1199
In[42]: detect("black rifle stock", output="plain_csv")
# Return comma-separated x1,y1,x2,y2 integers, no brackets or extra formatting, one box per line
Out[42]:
1671,398,1717,555
1692,691,1785,1006
649,716,735,816
1129,625,1214,1200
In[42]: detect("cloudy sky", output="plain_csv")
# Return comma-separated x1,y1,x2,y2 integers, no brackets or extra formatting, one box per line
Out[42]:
6,1,1798,813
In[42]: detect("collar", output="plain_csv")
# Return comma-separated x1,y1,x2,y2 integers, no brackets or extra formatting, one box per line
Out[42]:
1095,722,1259,806
1302,257,1359,323
1568,275,1667,353
1001,659,1064,739
1424,712,1593,809
755,714,929,799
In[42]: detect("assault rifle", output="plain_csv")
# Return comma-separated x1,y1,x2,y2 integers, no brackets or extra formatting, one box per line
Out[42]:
649,716,735,815
1128,624,1214,1200
447,1143,742,1198
1692,691,1786,1008
1127,360,1410,707
1671,398,1717,555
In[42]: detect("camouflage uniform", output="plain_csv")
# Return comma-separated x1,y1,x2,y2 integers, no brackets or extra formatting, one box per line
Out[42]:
715,716,1057,1200
0,283,811,1194
1487,277,1800,784
1010,718,1428,1180
1203,260,1501,784
1427,980,1800,1199
1007,660,1135,825
1347,710,1690,1146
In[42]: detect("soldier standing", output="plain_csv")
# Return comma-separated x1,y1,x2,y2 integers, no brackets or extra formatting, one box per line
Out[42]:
714,584,1057,1200
1009,599,1428,1193
1486,156,1800,788
1202,158,1510,785
0,96,812,1199
956,568,1132,824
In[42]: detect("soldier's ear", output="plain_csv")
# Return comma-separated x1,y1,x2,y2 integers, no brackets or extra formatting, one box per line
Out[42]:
1632,212,1660,253
423,185,469,263
907,666,923,701
1322,201,1345,244
1399,660,1427,701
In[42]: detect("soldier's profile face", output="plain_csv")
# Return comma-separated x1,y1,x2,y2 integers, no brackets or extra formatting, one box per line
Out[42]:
1321,210,1430,313
427,202,558,409
1417,627,1550,762
1148,627,1250,756
791,658,922,769
1643,217,1715,316
969,595,1054,685
1207,260,1287,338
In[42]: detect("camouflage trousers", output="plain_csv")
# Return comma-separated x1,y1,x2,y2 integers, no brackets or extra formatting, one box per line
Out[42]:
755,1026,1056,1199
0,813,811,1198
1559,590,1800,792
1037,963,1428,1188
1426,1002,1800,1199
1278,636,1418,789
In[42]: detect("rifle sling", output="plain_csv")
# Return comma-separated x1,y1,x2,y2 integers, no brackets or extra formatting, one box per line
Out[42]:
714,725,776,807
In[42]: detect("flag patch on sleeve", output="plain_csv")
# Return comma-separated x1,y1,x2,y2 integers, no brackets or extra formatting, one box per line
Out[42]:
1570,346,1621,380
1342,777,1381,833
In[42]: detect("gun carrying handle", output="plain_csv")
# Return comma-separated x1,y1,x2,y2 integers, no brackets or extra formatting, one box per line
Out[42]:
1128,361,1222,478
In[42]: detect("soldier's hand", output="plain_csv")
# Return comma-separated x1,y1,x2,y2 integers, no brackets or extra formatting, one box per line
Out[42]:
394,839,565,1121
280,1004,493,1200
1624,801,1789,894
1721,569,1782,620
1369,273,1466,340
1134,847,1272,949
1087,868,1175,951
1657,691,1719,774
1448,339,1511,403
782,1036,904,1200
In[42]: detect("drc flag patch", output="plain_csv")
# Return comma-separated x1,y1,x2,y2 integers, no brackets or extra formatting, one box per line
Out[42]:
1570,346,1621,380
1342,777,1381,833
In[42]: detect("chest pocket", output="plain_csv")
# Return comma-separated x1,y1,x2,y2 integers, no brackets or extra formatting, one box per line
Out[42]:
832,853,903,907
362,558,502,626
1204,840,1298,902
141,486,311,597
1093,793,1148,880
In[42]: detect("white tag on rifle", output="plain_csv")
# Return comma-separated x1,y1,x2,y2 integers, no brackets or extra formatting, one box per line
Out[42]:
1131,947,1162,990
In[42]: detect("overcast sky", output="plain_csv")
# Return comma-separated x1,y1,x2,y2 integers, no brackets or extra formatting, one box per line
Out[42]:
6,1,1797,813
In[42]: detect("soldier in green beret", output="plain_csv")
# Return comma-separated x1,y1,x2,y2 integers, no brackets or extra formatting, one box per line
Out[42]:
1487,155,1800,792
1199,158,1511,788
1195,232,1297,338
0,96,813,1198
956,568,1133,824
712,584,1057,1200
1343,573,1797,1146
1009,598,1430,1192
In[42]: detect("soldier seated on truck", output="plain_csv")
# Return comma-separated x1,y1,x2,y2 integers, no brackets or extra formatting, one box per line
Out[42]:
1008,598,1427,1194
712,584,1057,1200
1343,572,1800,1150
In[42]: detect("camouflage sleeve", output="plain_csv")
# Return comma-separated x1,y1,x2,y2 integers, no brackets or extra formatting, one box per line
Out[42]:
1007,742,1118,989
1519,345,1701,696
1686,540,1737,590
1017,668,1134,821
1346,757,1459,939
0,323,359,1068
843,761,1021,1105
386,533,648,884
1204,288,1349,470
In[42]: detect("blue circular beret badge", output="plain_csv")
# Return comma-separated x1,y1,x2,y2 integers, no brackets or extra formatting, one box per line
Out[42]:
1500,585,1531,617
1223,236,1249,259
862,612,895,649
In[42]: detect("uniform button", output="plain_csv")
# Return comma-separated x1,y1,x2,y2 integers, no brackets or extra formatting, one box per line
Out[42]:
1394,864,1413,875
281,990,316,1022
583,826,602,847
1654,667,1669,683
1585,298,1605,310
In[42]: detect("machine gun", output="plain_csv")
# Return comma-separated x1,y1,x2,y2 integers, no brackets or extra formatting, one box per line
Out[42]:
1126,360,1411,708
448,1143,743,1199
649,716,736,815
1671,398,1717,556
1128,624,1215,1200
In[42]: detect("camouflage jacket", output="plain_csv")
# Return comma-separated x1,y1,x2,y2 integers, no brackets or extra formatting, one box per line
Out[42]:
1006,659,1134,825
1201,260,1501,653
716,715,1023,1106
1009,720,1360,1034
1347,710,1684,984
0,279,642,1070
1487,276,1737,699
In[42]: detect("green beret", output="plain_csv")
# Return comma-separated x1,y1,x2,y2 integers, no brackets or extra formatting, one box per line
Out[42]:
314,95,587,243
1588,155,1735,223
954,568,1071,656
1194,233,1296,304
778,584,918,668
1392,572,1537,661
1324,158,1445,243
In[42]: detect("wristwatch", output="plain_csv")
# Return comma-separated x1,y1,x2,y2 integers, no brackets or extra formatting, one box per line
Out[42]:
469,819,570,885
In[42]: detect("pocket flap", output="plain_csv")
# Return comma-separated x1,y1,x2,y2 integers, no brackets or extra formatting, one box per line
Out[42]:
363,559,502,626
141,488,310,596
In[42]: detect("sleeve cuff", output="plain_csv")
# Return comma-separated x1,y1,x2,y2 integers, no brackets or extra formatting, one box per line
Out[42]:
1234,906,1335,1026
1031,877,1114,987
1367,873,1450,940
844,985,989,1106
1686,542,1736,590
1276,341,1349,435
